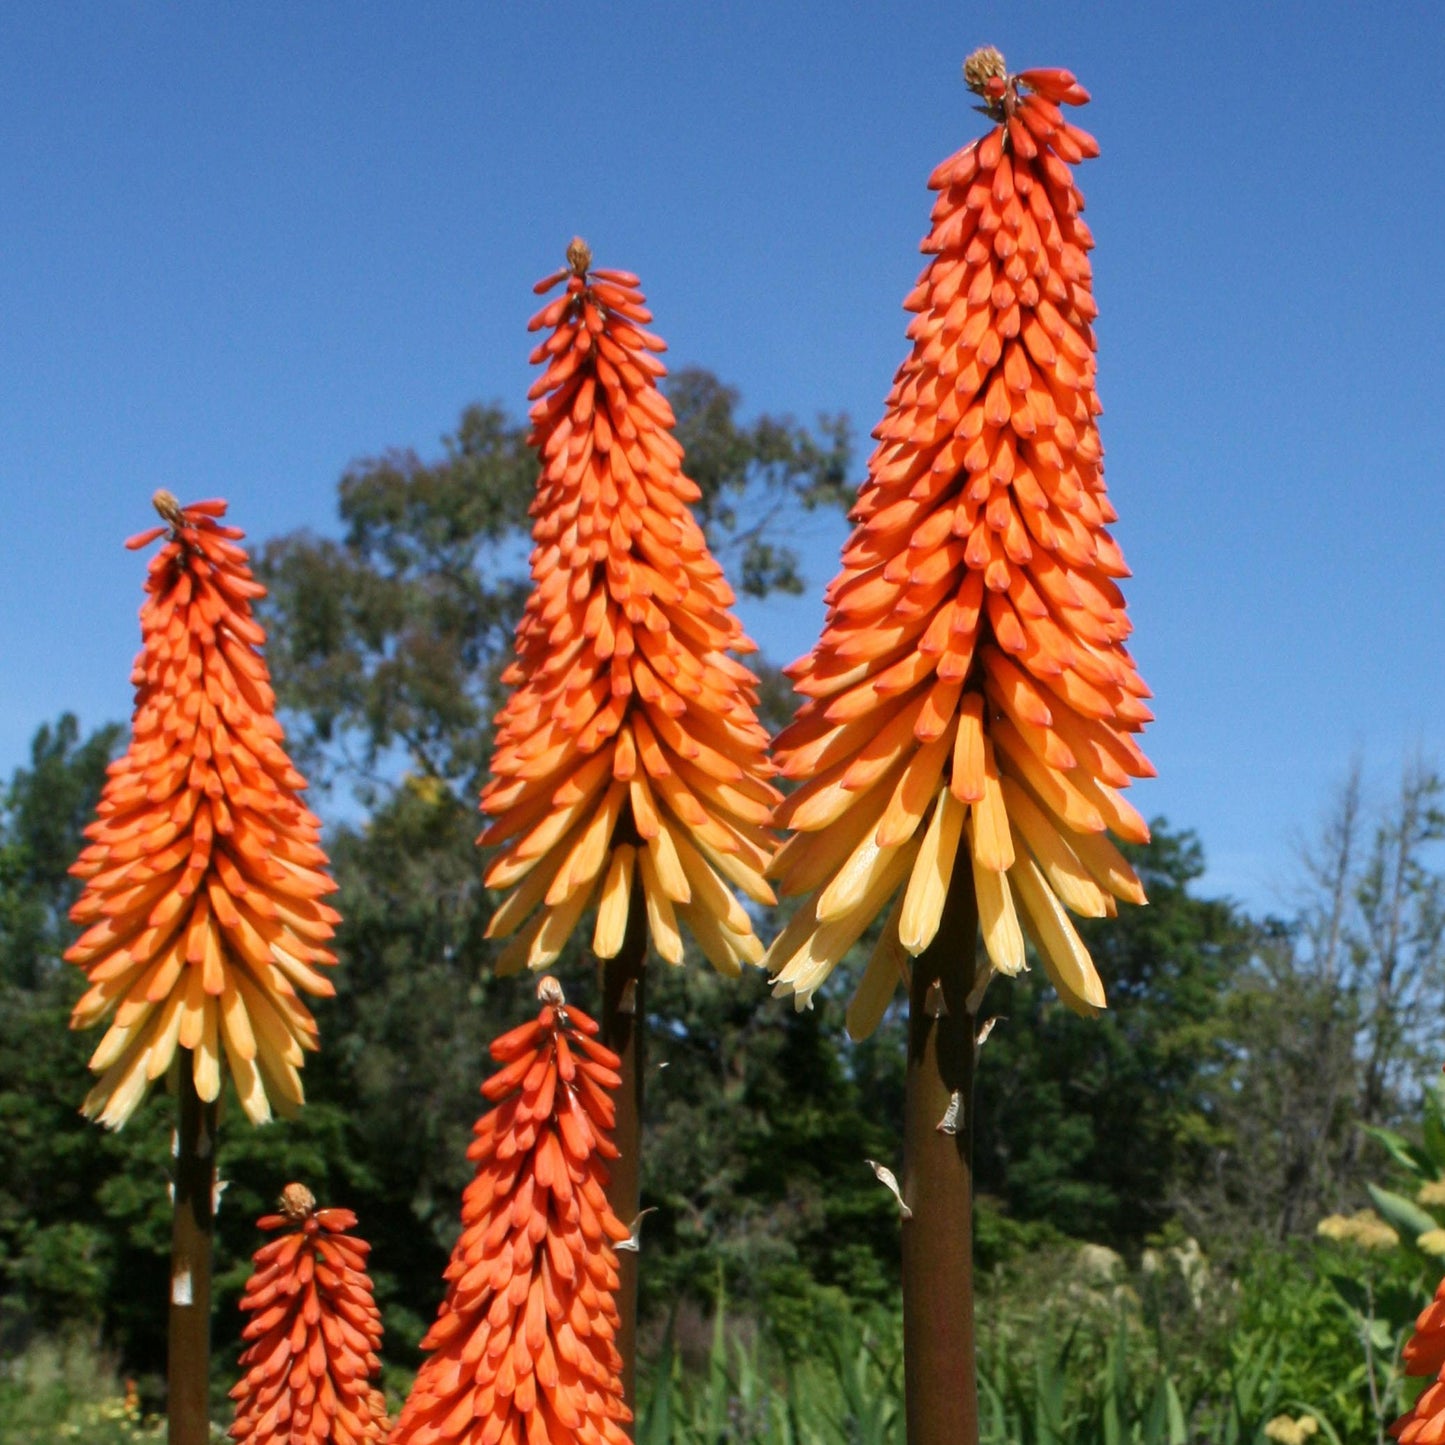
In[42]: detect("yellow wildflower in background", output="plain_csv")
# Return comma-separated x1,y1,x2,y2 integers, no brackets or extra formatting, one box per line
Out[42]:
1316,1209,1399,1250
1264,1415,1319,1444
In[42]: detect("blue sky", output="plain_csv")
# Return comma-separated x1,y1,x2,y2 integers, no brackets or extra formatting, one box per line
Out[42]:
3,2,1443,915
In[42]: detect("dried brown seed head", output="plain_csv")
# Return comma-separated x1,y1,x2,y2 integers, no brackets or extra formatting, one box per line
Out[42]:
278,1182,317,1222
963,46,1007,95
152,489,186,529
566,237,592,275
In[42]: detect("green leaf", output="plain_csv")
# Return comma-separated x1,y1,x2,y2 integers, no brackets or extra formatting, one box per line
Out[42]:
634,1314,676,1445
1368,1182,1438,1240
1366,1126,1435,1180
1425,1099,1445,1173
1325,1273,1370,1316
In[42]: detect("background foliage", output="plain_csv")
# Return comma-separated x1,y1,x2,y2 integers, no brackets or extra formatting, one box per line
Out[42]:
3,375,1445,1439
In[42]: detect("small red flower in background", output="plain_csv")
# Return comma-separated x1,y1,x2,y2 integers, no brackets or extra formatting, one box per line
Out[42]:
391,976,631,1445
230,1183,386,1445
66,492,339,1126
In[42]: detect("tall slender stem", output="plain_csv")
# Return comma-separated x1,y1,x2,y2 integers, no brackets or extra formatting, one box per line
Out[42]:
901,858,980,1445
168,1053,218,1445
599,878,648,1415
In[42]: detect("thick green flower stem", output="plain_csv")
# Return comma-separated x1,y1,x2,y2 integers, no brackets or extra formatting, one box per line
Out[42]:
168,1053,218,1445
901,862,981,1445
599,881,648,1416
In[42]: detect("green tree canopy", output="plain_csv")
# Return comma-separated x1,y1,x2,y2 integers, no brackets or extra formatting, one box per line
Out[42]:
257,371,849,798
967,824,1255,1244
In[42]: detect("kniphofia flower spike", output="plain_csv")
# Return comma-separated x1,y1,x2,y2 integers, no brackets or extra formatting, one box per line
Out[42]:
230,1183,387,1445
480,240,777,978
391,976,632,1445
1390,1267,1445,1442
767,52,1154,1036
66,493,340,1126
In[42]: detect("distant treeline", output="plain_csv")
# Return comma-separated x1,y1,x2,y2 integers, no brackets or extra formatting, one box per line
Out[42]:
2,375,1440,1389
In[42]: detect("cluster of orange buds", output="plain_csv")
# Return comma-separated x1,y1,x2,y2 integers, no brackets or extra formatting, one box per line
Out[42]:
479,240,777,979
1392,1270,1445,1442
767,51,1153,1037
391,977,631,1445
66,494,339,1126
229,1183,387,1445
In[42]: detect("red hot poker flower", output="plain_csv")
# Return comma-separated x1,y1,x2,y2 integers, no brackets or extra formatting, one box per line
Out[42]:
767,53,1154,1037
229,1183,387,1445
479,240,778,980
1392,1265,1445,1442
65,493,340,1127
391,976,631,1445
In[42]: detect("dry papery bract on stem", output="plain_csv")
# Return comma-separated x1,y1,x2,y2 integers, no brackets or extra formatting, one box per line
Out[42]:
391,976,632,1445
478,240,779,979
767,53,1154,1036
66,493,339,1127
230,1183,387,1445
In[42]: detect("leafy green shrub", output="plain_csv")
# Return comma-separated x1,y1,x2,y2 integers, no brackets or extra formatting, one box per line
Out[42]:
0,1333,225,1445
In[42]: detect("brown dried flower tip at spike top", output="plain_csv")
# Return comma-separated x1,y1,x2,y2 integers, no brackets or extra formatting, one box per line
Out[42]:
230,1186,386,1445
65,497,340,1127
152,488,187,530
963,46,1007,95
478,247,780,980
767,62,1151,1039
279,1182,317,1222
390,993,632,1445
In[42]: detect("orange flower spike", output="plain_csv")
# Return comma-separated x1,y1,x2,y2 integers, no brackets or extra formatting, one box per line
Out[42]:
1391,1268,1445,1441
768,49,1154,1037
480,239,779,979
229,1183,387,1445
66,492,340,1127
392,976,632,1445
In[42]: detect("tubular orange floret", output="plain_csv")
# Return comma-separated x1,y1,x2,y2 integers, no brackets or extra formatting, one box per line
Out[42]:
391,976,632,1445
229,1184,387,1445
66,497,339,1128
479,241,779,979
768,60,1152,1037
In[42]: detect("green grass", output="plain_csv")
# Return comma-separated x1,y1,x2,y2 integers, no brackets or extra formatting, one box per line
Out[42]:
0,1333,229,1445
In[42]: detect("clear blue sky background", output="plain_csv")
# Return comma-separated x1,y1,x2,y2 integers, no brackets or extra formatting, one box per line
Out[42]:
3,2,1442,916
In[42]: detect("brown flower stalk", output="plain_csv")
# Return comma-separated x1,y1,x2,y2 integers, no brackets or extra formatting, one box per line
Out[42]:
229,1184,387,1445
391,977,631,1445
